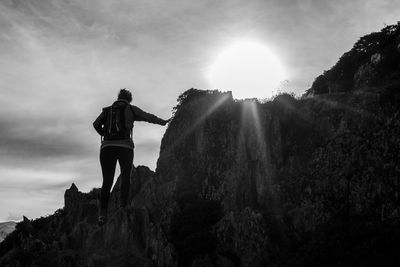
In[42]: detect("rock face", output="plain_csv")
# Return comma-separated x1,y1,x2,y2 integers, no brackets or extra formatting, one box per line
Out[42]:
1,25,400,266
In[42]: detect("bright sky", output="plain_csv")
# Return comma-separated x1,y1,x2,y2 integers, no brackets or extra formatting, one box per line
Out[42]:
0,0,399,221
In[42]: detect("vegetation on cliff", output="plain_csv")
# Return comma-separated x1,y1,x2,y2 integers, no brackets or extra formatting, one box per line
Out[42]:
309,21,400,95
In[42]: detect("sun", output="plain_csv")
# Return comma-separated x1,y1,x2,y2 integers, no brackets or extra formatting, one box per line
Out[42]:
208,41,287,99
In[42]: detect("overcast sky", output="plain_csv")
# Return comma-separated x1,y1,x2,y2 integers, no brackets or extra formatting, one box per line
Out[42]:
0,0,399,221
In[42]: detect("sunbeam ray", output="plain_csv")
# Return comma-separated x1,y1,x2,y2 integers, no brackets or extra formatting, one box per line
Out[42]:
163,92,231,153
240,100,264,147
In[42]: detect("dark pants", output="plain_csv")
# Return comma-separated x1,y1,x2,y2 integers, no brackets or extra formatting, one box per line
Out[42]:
99,146,133,216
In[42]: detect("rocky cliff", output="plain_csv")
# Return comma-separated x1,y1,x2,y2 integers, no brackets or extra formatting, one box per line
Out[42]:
1,86,399,266
1,23,400,266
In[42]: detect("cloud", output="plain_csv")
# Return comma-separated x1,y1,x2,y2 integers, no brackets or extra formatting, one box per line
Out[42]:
0,187,64,222
0,167,75,222
0,121,92,161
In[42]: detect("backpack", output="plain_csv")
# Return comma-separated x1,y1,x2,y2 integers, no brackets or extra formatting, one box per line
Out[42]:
103,102,132,140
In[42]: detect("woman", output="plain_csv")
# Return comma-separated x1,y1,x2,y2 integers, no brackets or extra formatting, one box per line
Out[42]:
93,88,169,225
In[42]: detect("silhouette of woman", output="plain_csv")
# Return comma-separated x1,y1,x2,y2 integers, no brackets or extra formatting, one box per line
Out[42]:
93,89,169,225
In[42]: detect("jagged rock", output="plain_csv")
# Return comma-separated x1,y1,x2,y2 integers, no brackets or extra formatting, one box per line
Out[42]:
64,183,81,211
17,216,34,235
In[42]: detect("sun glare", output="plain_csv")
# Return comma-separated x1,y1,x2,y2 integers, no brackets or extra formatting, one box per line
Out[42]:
208,41,287,99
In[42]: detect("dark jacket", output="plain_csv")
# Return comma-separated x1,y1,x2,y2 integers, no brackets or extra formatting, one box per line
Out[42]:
93,99,166,149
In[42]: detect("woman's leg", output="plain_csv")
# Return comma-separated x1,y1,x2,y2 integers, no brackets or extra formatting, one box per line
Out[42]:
118,147,134,207
100,147,118,217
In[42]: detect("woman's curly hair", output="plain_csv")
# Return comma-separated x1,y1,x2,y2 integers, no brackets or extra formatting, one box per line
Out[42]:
118,88,132,103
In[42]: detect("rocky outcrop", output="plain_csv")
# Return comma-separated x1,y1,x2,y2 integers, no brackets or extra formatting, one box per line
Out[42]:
157,89,400,266
1,86,399,266
0,165,176,267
